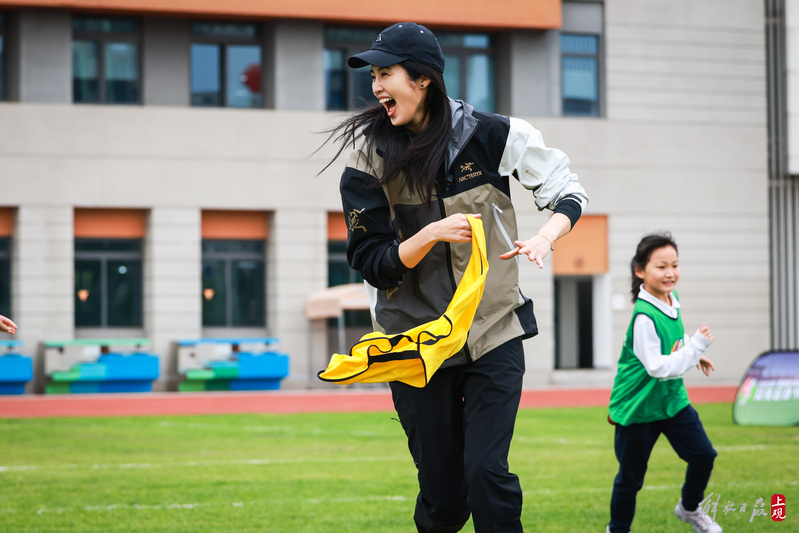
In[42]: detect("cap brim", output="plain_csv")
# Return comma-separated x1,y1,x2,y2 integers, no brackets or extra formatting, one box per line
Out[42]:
347,50,407,69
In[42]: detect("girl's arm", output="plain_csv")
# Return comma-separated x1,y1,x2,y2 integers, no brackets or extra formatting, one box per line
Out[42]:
633,315,712,378
697,356,715,376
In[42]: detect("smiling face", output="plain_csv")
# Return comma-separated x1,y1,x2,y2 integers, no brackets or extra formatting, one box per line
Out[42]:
370,64,430,131
635,245,680,304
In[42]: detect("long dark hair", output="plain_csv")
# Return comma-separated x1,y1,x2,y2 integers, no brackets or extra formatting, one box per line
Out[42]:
318,60,451,202
630,232,679,302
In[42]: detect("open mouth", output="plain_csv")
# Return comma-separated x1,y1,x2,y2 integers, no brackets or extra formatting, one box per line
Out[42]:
379,97,397,117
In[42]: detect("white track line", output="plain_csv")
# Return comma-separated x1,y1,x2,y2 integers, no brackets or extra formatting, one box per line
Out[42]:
0,455,408,474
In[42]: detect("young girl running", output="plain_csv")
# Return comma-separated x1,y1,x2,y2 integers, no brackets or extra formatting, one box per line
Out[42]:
607,233,721,533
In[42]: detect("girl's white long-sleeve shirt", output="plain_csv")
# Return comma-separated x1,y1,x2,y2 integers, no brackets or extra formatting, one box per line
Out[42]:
632,287,711,379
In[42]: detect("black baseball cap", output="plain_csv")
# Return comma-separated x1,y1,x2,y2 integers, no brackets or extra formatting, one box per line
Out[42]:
348,22,445,73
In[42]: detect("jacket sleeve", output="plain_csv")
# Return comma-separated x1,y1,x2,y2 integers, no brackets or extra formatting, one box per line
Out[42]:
632,315,712,378
339,161,410,290
498,117,589,226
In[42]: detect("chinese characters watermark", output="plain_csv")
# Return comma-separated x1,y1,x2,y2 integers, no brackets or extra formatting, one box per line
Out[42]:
699,493,786,523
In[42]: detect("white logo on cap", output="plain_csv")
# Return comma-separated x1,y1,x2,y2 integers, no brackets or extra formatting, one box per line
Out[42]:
376,34,381,42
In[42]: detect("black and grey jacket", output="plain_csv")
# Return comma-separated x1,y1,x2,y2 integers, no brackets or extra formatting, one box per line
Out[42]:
339,98,589,365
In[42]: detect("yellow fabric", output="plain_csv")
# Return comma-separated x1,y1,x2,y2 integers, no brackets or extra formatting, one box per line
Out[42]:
318,215,488,388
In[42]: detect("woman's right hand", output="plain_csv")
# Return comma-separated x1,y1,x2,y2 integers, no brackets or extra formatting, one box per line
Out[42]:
430,213,481,244
398,213,481,269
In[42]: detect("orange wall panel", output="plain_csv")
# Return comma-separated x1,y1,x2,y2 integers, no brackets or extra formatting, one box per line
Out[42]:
0,0,561,29
0,208,14,237
202,210,269,240
74,208,147,238
328,212,348,241
552,215,608,276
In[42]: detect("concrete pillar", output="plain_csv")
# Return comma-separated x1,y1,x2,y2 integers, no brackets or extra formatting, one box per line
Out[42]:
13,206,74,392
592,272,613,369
144,207,202,391
268,208,327,388
516,208,554,387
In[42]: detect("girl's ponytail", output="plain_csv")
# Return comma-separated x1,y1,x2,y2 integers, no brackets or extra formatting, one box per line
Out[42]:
630,232,678,302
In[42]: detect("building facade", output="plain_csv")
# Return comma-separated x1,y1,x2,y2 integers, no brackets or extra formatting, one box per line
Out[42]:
771,0,799,350
0,0,771,391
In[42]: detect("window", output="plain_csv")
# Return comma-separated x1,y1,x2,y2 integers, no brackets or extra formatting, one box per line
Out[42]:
327,213,369,329
438,33,496,113
325,27,496,113
328,241,363,287
324,28,375,111
74,239,143,327
0,238,10,318
202,240,265,327
0,13,5,101
327,240,370,329
561,33,599,117
72,17,140,104
327,212,361,288
191,22,262,108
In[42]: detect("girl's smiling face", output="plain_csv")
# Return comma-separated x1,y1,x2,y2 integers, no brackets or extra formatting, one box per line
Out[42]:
635,245,680,304
371,64,430,131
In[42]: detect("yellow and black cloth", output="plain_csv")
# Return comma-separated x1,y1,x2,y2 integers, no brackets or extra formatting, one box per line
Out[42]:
318,215,488,388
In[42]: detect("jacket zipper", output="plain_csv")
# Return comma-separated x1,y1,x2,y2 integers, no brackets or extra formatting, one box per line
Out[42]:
492,203,519,265
439,116,480,362
436,181,472,362
436,190,458,295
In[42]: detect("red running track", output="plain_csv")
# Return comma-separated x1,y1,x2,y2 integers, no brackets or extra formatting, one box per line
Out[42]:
0,385,738,419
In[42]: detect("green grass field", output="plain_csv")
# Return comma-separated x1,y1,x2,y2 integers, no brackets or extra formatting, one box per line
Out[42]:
1,403,796,532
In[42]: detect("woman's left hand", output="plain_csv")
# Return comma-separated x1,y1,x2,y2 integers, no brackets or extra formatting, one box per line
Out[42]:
499,234,553,269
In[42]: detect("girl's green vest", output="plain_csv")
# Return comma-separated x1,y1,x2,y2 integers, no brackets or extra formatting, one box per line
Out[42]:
608,293,690,426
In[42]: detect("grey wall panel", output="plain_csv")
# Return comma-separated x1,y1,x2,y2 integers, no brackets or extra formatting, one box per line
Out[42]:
17,9,70,103
606,0,766,125
505,30,560,117
143,18,190,107
272,21,324,111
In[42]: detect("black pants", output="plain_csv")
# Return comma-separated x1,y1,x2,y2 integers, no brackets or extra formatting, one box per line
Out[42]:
389,337,525,533
608,405,717,533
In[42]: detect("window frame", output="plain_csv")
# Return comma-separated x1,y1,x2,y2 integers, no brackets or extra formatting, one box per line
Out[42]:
437,33,497,113
0,13,6,101
72,15,142,105
74,238,144,328
560,31,602,118
323,26,497,113
201,239,267,328
0,237,10,318
190,21,263,108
